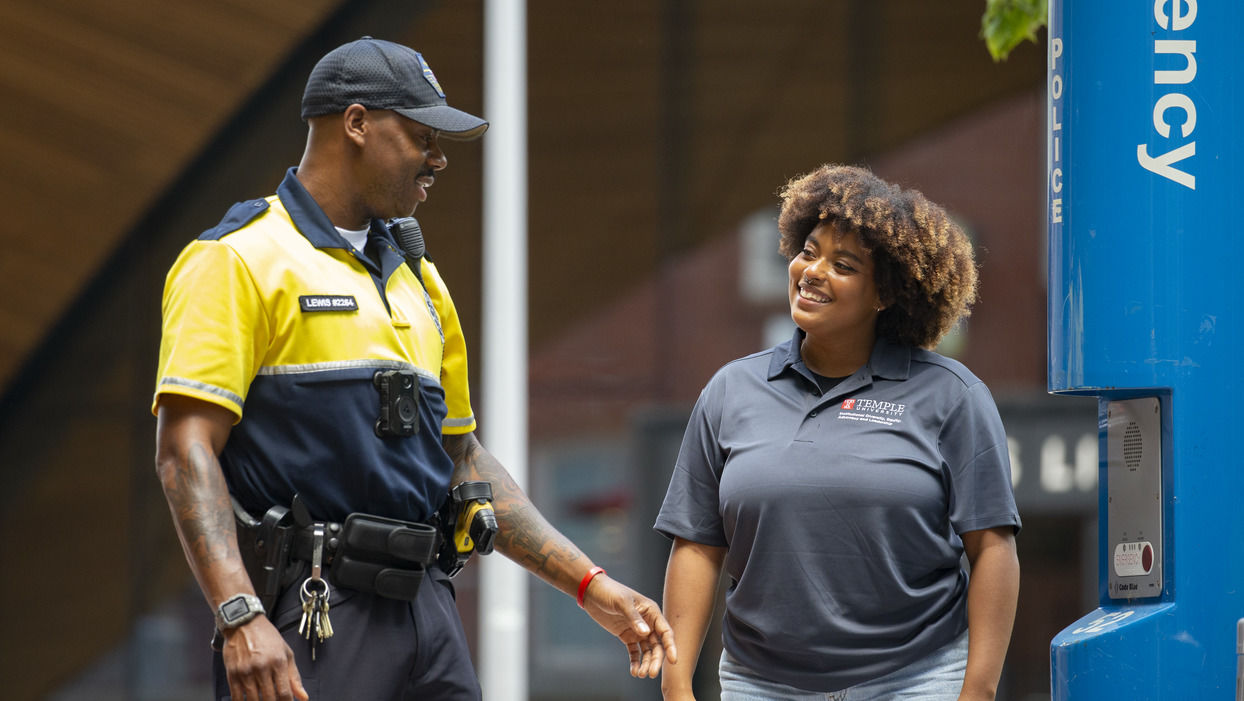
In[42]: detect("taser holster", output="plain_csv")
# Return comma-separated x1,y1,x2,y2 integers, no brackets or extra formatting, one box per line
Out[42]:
435,481,498,577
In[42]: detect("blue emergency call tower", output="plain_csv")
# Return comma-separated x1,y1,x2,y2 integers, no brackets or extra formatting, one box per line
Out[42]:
1047,1,1244,698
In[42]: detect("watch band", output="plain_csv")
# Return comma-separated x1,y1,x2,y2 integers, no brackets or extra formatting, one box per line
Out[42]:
215,593,265,630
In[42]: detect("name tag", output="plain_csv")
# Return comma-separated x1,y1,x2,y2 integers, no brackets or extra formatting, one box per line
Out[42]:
299,295,359,312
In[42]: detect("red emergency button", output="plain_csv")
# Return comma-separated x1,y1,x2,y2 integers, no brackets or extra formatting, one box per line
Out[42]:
1113,541,1155,577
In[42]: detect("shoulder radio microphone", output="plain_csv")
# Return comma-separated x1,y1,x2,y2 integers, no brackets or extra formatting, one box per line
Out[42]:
388,217,425,262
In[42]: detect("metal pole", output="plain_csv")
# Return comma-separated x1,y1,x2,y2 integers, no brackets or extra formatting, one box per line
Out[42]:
481,1,528,699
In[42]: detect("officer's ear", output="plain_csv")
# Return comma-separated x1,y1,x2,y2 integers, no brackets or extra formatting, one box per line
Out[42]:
343,104,369,146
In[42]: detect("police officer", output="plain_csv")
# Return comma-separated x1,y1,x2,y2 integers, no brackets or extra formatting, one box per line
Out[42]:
153,37,676,701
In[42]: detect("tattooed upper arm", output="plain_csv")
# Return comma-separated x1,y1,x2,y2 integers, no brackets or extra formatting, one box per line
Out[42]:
442,432,530,505
443,432,482,483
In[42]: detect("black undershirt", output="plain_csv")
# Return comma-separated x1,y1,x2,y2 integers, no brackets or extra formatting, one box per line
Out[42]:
810,372,847,395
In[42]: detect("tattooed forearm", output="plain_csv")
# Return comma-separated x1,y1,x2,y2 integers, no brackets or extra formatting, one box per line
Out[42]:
154,397,252,610
494,501,585,575
173,442,241,567
444,432,591,593
156,436,247,602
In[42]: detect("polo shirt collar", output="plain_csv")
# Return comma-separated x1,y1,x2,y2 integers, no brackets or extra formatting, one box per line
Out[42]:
278,168,350,249
277,167,399,251
767,327,912,383
768,328,805,380
277,168,408,286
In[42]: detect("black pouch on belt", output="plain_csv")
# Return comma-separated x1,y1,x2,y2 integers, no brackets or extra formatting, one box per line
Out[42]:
329,513,440,601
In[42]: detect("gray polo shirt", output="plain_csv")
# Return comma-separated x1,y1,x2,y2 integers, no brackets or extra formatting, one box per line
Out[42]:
654,330,1020,692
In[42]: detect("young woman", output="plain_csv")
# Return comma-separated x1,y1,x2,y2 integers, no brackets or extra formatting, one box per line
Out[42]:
656,164,1020,701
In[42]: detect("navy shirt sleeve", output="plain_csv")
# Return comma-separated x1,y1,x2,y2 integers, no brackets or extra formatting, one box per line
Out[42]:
941,380,1022,535
654,375,730,547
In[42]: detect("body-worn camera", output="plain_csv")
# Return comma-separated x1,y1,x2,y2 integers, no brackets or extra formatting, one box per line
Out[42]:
373,370,419,437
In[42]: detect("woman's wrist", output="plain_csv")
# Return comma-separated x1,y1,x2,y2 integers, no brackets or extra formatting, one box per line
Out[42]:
660,678,695,696
957,675,999,701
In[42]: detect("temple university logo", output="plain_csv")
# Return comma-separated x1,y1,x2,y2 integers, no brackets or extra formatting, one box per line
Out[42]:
838,397,906,426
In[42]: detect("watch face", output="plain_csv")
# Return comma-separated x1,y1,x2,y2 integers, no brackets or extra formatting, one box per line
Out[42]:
221,597,250,622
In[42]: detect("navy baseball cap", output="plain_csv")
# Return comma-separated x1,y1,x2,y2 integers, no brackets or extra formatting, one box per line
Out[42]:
301,37,488,140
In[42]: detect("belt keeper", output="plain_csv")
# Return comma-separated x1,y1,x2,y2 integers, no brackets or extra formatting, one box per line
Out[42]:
576,566,606,608
311,524,326,581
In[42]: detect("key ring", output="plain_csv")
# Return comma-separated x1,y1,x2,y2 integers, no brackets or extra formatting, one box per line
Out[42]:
301,576,331,602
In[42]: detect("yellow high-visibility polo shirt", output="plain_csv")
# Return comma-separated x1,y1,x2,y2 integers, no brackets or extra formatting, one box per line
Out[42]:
154,169,474,521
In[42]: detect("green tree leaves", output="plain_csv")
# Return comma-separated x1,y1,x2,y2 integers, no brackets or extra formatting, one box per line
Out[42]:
981,0,1048,61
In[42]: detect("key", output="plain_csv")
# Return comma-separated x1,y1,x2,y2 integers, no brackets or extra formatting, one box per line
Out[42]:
307,592,321,660
318,591,334,641
298,593,313,638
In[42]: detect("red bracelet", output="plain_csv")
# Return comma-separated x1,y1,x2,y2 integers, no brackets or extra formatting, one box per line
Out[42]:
576,566,606,608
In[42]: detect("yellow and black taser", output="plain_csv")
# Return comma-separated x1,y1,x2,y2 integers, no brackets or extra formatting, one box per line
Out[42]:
437,481,497,576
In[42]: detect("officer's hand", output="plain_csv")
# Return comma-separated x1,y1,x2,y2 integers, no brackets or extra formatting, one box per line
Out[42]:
581,573,678,678
221,617,309,701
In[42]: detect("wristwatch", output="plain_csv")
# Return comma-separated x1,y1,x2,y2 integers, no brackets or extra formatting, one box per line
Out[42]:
215,593,265,630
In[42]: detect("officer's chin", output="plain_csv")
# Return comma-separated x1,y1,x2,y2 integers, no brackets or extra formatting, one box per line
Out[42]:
391,201,419,219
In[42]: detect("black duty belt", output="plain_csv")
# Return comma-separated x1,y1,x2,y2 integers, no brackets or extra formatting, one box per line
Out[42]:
292,520,343,564
234,497,442,605
293,511,441,601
